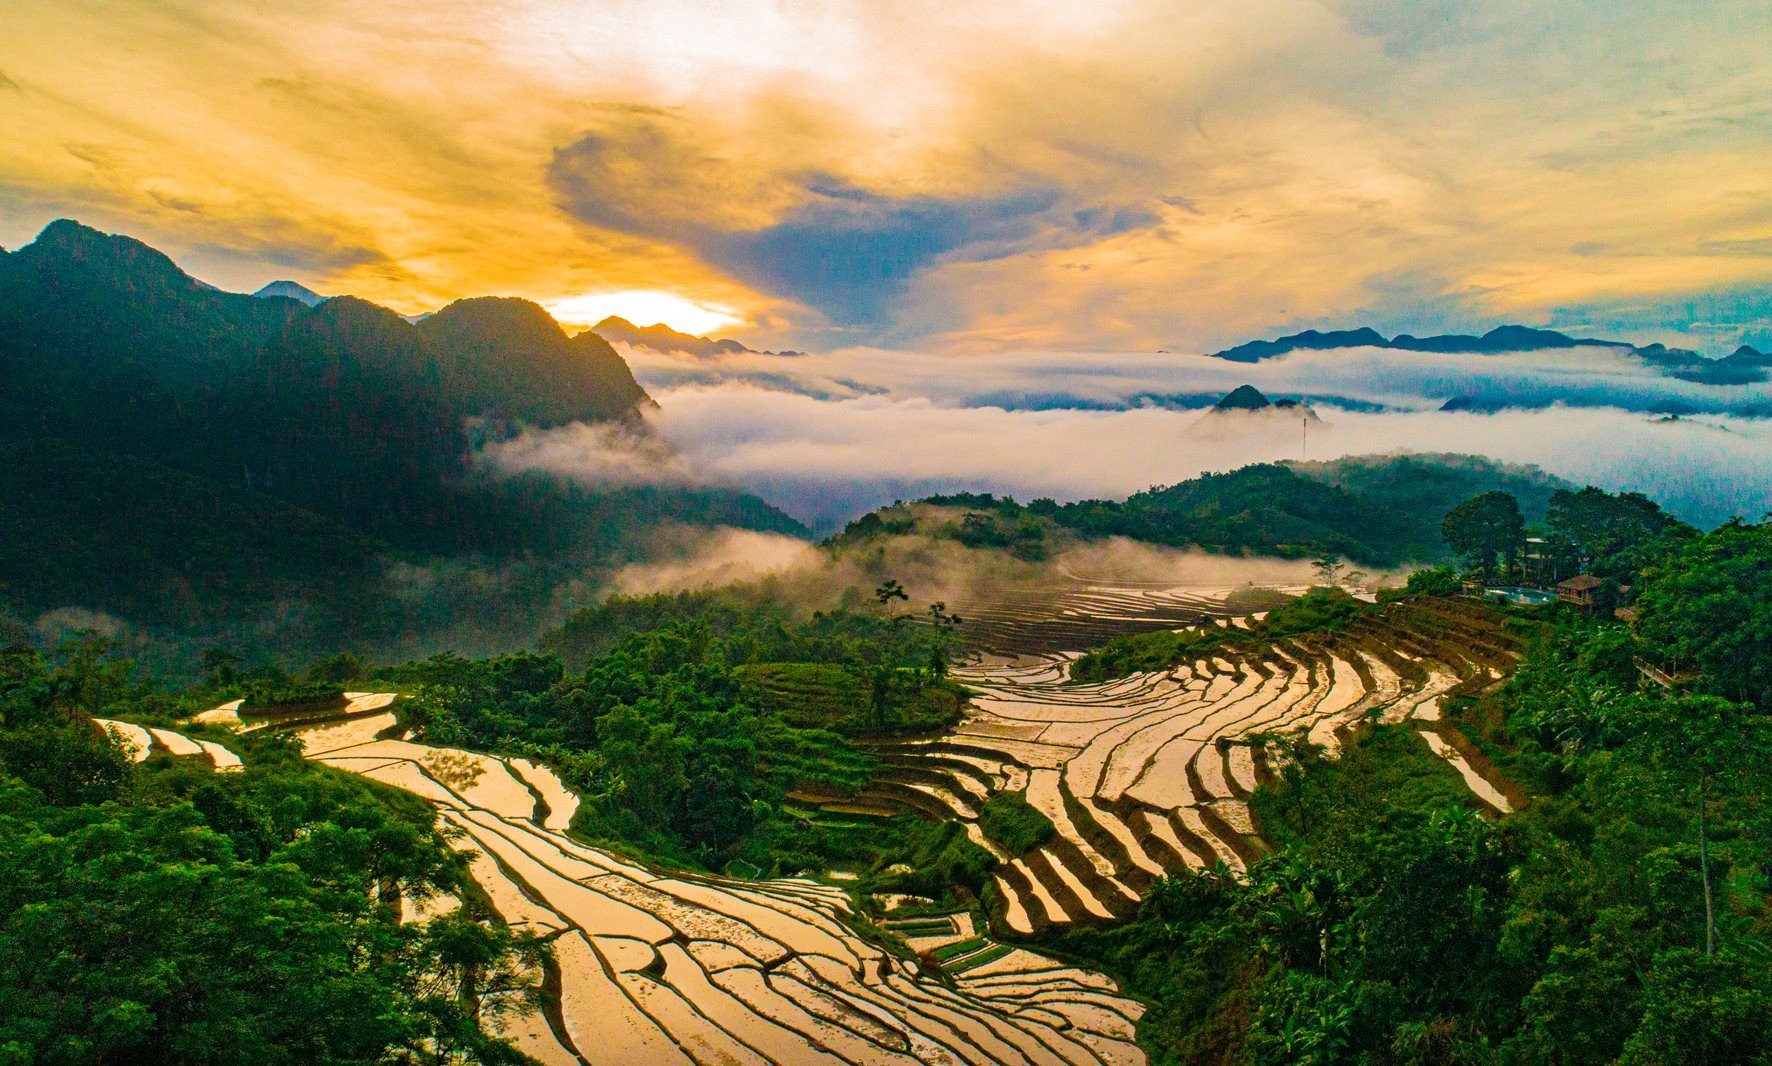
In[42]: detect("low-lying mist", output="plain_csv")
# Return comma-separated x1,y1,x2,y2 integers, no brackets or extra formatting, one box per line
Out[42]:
579,516,1329,625
487,379,1770,531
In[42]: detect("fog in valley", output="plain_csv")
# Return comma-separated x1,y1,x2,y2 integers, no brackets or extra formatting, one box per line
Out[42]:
482,341,1772,532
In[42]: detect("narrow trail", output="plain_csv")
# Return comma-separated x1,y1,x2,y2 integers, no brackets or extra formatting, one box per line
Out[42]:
292,712,1147,1066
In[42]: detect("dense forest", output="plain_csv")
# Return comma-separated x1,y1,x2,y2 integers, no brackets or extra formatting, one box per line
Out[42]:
839,454,1568,568
5,464,1768,1060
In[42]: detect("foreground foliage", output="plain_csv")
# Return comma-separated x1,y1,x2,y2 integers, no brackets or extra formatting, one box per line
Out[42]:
0,646,538,1064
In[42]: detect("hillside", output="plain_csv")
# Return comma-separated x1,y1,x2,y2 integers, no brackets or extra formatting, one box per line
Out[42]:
0,439,384,634
0,221,806,662
835,454,1568,567
0,220,663,547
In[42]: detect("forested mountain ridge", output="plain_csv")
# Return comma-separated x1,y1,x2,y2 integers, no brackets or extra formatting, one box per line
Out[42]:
0,221,804,664
838,454,1569,567
417,297,650,426
0,220,653,541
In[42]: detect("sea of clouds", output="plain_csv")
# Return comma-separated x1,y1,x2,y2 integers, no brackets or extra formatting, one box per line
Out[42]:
482,343,1772,532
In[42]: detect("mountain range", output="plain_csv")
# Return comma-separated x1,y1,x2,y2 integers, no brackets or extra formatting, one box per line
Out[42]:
591,314,802,358
1209,324,1770,384
0,220,802,658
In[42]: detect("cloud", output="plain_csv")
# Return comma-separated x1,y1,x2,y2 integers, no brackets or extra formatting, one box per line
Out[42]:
548,113,1160,329
511,338,1772,531
4,0,1766,349
609,526,818,596
631,382,1770,531
617,338,1772,417
475,420,700,487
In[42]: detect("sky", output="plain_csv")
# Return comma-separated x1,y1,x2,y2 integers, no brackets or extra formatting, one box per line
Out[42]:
2,0,1768,353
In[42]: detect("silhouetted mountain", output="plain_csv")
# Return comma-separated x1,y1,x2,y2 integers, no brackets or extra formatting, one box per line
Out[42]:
0,220,807,657
1668,344,1772,385
253,279,326,306
591,315,806,357
0,219,796,554
1204,384,1321,421
591,315,752,358
1213,384,1272,409
1205,324,1761,382
420,298,651,426
0,221,665,538
1211,328,1389,363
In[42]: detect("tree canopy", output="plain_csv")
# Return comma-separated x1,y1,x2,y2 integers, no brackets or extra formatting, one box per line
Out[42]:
1442,491,1525,574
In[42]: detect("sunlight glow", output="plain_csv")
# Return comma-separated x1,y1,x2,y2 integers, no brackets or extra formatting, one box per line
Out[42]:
544,291,739,335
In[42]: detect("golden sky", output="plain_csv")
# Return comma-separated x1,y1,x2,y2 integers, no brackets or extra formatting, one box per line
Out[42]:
1,0,1767,351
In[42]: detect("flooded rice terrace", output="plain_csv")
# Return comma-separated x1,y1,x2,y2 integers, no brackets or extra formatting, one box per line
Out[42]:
285,580,1520,1065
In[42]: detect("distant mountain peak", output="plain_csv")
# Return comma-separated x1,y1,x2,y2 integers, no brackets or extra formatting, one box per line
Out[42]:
1206,385,1322,421
253,280,326,306
591,315,753,359
1214,384,1272,410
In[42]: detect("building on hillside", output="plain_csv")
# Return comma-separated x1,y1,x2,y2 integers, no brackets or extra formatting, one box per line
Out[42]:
1557,574,1605,608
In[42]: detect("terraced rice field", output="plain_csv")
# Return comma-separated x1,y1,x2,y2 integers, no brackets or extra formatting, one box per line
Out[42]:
947,582,1296,658
853,585,1522,935
94,718,241,772
296,710,1147,1066
137,581,1515,1062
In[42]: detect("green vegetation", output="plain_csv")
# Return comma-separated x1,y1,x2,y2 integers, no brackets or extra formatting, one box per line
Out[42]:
837,456,1568,570
1401,566,1462,597
948,943,1014,972
1443,490,1526,574
238,679,346,713
945,505,1053,560
0,643,538,1063
1547,485,1692,580
1054,516,1772,1065
1636,520,1772,708
886,913,956,927
1070,628,1232,682
395,590,976,878
0,441,385,641
978,791,1057,854
735,661,966,734
932,936,989,961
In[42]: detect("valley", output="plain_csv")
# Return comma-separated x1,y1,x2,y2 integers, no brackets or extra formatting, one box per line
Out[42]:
234,577,1524,1064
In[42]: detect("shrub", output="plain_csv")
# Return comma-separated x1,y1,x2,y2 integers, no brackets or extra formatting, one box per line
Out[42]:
979,792,1056,854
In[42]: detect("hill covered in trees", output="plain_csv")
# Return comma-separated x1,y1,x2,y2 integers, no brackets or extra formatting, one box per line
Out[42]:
837,454,1569,567
0,221,804,666
0,219,654,545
